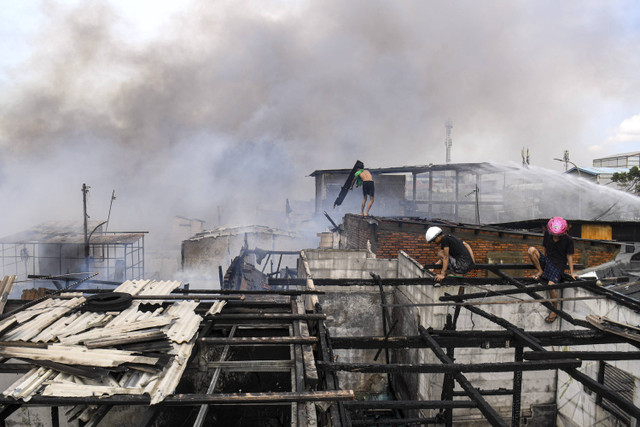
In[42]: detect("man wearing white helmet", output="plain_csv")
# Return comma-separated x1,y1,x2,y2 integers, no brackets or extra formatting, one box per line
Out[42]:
527,216,576,323
425,226,475,282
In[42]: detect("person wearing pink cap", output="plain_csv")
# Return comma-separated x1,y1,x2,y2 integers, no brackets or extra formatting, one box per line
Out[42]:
527,217,576,323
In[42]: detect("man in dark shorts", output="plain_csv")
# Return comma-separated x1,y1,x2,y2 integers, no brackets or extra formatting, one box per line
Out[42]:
425,226,475,282
527,216,576,323
351,166,374,216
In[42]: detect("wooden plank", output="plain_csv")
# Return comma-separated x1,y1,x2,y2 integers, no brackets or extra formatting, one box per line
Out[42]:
0,276,15,314
199,336,317,345
0,390,356,405
586,315,640,344
295,298,319,389
211,313,326,321
207,360,292,372
317,359,582,373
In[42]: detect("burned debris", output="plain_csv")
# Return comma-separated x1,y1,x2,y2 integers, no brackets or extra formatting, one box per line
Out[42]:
0,211,637,426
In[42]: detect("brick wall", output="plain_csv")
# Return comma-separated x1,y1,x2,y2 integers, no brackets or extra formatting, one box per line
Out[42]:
342,214,620,277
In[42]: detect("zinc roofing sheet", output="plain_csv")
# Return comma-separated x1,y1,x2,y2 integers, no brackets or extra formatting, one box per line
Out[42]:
0,279,204,419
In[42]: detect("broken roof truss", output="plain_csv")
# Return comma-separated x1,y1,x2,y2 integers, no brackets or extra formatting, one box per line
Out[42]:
0,259,637,426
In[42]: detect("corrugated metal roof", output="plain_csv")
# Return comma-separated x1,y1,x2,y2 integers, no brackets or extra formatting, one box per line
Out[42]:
594,151,640,160
114,280,181,303
188,224,296,241
309,162,514,177
566,166,629,175
3,298,86,341
0,221,146,245
164,301,202,343
0,279,205,422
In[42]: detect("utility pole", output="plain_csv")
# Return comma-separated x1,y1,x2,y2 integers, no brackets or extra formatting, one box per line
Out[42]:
82,183,90,272
445,119,453,164
105,190,116,232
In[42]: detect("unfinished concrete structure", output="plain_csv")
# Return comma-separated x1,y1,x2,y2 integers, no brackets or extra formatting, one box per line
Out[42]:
0,222,146,298
181,225,301,287
311,163,509,222
0,215,637,426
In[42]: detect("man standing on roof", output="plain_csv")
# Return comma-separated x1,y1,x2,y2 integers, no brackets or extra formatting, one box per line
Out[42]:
350,165,374,216
527,216,576,323
425,226,475,282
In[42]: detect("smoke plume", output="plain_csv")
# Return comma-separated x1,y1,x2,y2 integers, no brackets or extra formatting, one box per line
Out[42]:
1,0,639,244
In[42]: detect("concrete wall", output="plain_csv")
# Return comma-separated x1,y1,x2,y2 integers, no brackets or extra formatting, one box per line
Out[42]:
392,254,559,425
303,244,637,425
302,249,398,394
182,227,300,287
556,286,640,427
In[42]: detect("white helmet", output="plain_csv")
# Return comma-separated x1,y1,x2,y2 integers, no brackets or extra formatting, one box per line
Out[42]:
425,226,443,243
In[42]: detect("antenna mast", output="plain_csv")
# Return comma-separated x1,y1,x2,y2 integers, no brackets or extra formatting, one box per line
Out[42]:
444,119,453,164
563,150,570,172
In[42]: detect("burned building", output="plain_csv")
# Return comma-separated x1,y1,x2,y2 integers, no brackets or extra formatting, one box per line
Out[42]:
0,212,637,426
311,162,640,225
181,225,304,287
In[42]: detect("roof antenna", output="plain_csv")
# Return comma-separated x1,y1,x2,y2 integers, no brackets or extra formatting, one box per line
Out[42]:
444,119,453,164
521,147,530,167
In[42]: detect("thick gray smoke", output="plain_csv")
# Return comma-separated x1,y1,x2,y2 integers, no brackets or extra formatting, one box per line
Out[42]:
0,1,639,244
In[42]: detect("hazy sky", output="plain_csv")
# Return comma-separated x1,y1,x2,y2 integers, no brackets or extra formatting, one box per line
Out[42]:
0,0,639,238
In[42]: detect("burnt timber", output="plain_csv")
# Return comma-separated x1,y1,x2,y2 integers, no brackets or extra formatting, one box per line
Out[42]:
0,255,638,426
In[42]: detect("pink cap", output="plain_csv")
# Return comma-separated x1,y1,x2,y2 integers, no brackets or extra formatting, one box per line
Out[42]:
547,217,567,235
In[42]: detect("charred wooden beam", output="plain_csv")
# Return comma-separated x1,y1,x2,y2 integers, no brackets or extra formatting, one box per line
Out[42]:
524,351,640,361
485,270,591,329
351,417,440,426
316,303,348,427
419,326,508,427
343,400,477,410
269,277,540,287
372,274,393,366
443,286,465,426
199,289,323,295
223,301,291,310
199,336,317,345
452,388,513,396
330,330,621,349
440,280,597,301
461,303,640,420
193,325,237,427
51,406,59,427
0,391,356,406
211,313,326,321
512,346,523,427
207,360,292,372
293,297,318,390
317,359,581,374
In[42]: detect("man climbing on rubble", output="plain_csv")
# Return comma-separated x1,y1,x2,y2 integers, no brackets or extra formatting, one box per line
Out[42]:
527,216,576,323
350,165,375,216
425,226,475,282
